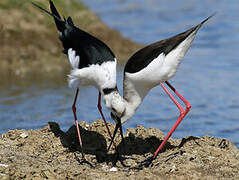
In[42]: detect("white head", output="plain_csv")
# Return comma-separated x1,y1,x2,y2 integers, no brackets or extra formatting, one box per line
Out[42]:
104,91,125,118
102,88,138,150
103,89,136,124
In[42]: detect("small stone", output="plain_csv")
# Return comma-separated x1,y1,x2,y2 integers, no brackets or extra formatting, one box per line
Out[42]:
20,132,28,138
0,163,9,168
170,165,177,172
109,167,118,172
84,124,89,130
101,165,108,170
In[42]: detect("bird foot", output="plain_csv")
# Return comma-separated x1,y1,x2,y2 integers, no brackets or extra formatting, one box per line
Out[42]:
133,155,154,170
74,153,94,168
112,152,129,167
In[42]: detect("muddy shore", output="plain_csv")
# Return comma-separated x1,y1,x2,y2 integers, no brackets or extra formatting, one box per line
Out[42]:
0,0,142,84
1,1,239,179
0,120,238,179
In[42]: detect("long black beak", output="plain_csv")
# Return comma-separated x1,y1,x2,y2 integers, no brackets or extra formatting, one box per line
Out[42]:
107,113,124,151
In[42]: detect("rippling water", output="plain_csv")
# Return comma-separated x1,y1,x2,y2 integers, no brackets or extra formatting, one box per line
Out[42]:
1,0,238,147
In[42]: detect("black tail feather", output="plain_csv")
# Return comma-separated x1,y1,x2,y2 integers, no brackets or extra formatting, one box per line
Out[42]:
32,1,65,32
49,0,61,18
32,2,61,22
49,0,65,32
67,17,74,26
193,13,216,32
200,12,216,26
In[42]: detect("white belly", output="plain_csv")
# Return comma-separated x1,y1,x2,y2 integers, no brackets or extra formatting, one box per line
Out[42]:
68,59,117,91
125,31,197,88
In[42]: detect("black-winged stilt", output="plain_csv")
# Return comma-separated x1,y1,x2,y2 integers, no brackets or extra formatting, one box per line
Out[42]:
32,0,119,165
106,15,214,167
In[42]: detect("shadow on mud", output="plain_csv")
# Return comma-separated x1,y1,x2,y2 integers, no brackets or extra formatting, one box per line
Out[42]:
48,122,179,164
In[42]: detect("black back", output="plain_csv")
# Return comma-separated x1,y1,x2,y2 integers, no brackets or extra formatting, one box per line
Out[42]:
37,0,116,69
60,23,116,68
124,26,198,74
124,13,215,74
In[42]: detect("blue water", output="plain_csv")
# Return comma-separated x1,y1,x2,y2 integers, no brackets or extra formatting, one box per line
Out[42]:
1,0,239,147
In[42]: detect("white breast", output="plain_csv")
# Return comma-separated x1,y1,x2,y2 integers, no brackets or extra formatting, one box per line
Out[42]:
162,29,198,79
125,30,198,88
125,53,167,88
68,58,117,91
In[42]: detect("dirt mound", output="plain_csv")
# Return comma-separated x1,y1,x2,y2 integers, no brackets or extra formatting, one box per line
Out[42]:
0,120,238,179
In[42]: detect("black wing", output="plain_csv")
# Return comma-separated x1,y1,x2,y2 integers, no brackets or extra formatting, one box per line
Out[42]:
33,0,115,69
60,20,116,69
124,15,214,74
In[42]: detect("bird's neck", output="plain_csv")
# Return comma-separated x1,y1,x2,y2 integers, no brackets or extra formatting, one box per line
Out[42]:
124,75,150,103
102,78,150,124
121,76,151,122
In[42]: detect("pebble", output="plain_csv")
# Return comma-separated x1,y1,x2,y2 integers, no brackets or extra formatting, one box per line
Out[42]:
84,124,89,130
102,165,109,170
109,167,118,172
20,132,28,138
170,165,177,172
0,163,9,168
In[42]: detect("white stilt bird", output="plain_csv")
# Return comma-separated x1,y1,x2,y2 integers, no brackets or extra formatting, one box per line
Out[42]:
106,15,214,167
33,0,121,165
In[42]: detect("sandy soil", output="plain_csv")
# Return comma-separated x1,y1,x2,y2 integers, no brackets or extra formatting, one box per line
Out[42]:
0,120,238,179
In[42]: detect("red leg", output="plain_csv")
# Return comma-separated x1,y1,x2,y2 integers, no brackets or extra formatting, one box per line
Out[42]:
97,92,119,149
153,81,191,159
72,88,85,157
97,92,113,139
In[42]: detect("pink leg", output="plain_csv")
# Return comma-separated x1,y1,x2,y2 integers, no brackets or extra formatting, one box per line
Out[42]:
97,92,113,140
72,88,84,157
153,81,191,159
97,92,122,152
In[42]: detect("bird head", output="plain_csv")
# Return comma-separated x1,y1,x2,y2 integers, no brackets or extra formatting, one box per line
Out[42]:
103,91,126,123
104,90,136,151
